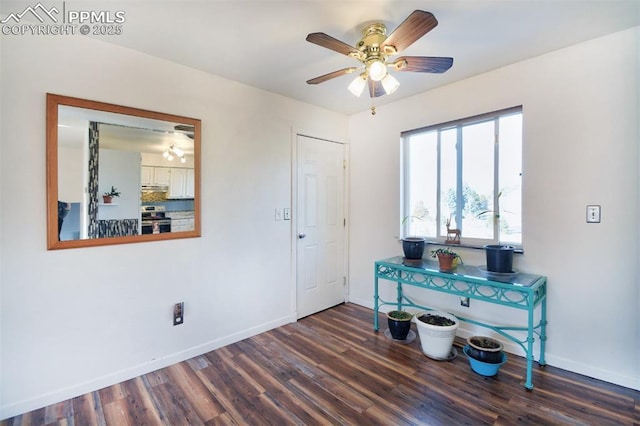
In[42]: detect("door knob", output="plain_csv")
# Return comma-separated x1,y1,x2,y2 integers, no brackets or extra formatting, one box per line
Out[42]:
298,233,306,239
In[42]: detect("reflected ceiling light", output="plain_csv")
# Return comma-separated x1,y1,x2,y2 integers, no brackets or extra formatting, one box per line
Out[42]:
348,74,366,97
381,73,400,95
163,144,185,162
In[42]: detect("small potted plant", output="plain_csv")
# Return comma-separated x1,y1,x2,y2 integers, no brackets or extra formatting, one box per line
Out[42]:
466,336,504,364
401,215,426,260
483,244,515,273
430,247,460,271
463,336,507,376
386,310,413,340
414,311,459,359
102,186,121,204
402,237,426,260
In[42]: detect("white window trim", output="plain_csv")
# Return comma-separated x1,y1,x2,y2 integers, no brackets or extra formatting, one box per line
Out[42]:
401,106,523,248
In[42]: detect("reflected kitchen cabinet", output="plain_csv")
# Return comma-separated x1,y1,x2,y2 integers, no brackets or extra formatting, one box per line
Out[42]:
168,168,195,199
141,166,170,187
167,211,195,232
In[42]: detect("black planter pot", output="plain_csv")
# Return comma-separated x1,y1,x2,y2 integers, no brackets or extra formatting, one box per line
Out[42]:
484,244,515,273
387,311,413,340
402,237,426,260
466,336,504,364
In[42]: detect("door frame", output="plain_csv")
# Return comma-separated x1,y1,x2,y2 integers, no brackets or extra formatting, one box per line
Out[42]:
290,130,350,320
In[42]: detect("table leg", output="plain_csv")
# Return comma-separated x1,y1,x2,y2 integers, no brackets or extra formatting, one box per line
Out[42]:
539,294,547,366
374,273,380,331
524,305,535,390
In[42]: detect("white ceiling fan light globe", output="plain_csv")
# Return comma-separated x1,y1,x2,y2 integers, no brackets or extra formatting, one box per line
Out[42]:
348,75,366,97
381,73,400,95
368,60,387,82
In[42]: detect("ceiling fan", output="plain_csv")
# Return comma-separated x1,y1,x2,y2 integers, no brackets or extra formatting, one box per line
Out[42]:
306,10,453,112
174,124,194,139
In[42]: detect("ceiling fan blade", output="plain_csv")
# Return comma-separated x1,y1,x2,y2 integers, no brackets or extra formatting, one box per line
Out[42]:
382,10,438,54
368,79,385,98
174,124,195,139
307,67,359,85
306,32,360,57
393,56,453,73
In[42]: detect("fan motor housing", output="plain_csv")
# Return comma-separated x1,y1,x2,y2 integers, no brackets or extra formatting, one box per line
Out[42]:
356,23,388,61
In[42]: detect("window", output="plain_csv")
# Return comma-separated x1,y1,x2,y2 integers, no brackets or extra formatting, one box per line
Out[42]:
401,106,522,247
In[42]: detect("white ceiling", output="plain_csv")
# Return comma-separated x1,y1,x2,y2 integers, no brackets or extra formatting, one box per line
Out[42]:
3,1,639,115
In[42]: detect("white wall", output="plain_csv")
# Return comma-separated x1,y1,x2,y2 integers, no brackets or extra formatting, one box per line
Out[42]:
348,27,639,390
58,146,84,202
0,34,347,418
97,149,140,221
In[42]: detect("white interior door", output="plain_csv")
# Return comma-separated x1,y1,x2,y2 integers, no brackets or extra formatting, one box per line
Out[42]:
296,135,346,319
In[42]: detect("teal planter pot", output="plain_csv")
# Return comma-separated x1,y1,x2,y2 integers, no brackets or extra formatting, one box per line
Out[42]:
463,345,507,376
402,237,426,260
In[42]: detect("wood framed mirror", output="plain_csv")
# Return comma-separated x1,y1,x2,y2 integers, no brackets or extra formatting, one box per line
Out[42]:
46,93,201,250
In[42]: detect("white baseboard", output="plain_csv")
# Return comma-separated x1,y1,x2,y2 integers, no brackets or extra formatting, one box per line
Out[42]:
0,313,296,421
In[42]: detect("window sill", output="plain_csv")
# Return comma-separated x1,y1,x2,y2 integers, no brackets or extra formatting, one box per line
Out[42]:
426,240,524,254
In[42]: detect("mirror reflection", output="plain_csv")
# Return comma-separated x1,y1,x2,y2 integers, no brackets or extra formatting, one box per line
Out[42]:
48,94,201,249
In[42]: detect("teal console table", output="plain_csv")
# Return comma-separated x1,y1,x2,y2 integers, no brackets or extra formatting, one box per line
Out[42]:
374,256,547,389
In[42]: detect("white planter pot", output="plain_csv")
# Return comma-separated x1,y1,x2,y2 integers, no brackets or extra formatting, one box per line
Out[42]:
414,311,459,359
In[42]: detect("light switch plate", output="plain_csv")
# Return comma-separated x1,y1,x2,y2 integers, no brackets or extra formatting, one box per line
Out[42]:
586,205,601,223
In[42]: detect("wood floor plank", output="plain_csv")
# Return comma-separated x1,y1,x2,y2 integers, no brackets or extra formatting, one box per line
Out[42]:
43,399,72,424
120,377,164,425
194,362,266,425
145,381,204,426
164,362,224,421
497,393,591,425
286,375,364,424
97,382,126,406
71,392,102,426
4,303,639,426
102,398,134,426
202,412,239,426
258,387,334,426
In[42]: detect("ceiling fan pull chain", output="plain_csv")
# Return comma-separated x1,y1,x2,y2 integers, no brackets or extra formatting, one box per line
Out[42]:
371,99,376,115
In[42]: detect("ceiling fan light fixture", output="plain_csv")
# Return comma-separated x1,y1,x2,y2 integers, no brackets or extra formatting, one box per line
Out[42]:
368,60,387,82
163,143,186,162
381,73,400,95
348,74,366,97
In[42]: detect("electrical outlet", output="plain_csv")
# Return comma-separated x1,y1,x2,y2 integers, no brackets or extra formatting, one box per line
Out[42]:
460,297,470,307
173,302,184,326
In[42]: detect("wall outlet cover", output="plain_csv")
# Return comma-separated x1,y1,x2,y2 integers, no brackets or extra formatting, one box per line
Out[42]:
173,302,184,326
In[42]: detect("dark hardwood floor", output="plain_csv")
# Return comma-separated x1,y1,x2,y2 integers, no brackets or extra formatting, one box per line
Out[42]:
3,303,639,425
